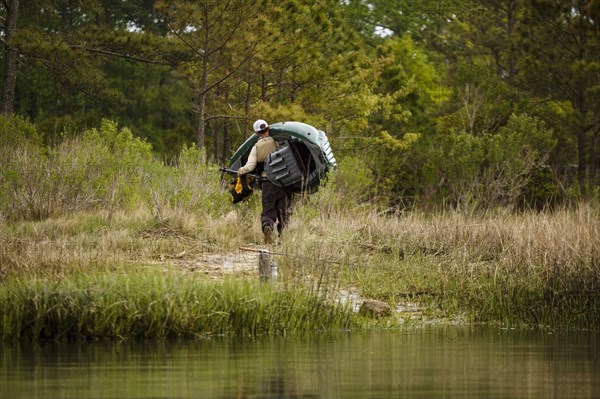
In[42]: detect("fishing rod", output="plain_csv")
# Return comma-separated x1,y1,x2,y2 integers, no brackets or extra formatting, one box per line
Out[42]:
219,167,257,179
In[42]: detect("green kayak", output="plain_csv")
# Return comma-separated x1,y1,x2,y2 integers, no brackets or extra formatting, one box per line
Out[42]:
228,121,337,194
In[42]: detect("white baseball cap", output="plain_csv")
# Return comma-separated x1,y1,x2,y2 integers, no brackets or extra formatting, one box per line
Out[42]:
253,119,269,133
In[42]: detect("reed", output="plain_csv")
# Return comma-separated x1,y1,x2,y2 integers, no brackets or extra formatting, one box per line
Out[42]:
0,269,359,341
280,203,599,329
3,118,597,336
1,189,598,334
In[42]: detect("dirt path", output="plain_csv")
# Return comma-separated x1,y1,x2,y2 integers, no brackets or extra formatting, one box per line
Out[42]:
162,249,262,278
153,245,426,319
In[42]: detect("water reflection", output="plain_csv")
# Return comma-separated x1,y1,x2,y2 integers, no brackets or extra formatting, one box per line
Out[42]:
1,326,599,399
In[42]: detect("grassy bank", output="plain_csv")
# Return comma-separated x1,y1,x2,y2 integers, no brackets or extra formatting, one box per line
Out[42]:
1,202,598,339
1,117,598,338
0,269,359,340
285,202,600,330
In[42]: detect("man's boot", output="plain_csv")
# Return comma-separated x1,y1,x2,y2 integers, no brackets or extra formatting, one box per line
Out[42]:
263,225,273,244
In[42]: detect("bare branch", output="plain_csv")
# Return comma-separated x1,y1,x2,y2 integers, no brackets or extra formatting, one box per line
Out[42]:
206,7,243,58
166,20,204,59
203,49,253,94
67,45,172,65
205,114,248,122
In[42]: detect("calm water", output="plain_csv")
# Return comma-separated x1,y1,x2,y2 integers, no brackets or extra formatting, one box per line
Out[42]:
1,326,598,399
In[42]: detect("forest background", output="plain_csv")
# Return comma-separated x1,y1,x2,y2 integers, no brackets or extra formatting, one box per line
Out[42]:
1,0,599,211
1,1,600,337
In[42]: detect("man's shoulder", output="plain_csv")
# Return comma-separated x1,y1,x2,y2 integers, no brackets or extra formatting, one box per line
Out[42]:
256,136,276,147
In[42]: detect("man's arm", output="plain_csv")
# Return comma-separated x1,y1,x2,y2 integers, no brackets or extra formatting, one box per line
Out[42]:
238,146,258,175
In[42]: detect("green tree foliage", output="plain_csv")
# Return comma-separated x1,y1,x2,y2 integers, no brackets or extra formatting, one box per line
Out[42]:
515,0,600,186
343,0,467,43
438,62,516,136
157,0,266,153
347,0,597,207
154,0,385,163
420,113,556,208
1,0,189,145
258,0,381,137
0,0,597,211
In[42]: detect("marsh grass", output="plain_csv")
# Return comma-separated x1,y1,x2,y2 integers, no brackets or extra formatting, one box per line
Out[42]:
1,199,598,334
2,154,599,335
0,269,359,341
3,117,597,337
258,195,598,328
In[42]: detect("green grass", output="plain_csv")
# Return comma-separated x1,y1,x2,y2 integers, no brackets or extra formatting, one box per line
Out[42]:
0,269,360,341
1,202,599,338
1,120,598,336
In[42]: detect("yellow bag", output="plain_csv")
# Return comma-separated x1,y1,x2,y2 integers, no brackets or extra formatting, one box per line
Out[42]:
228,174,253,203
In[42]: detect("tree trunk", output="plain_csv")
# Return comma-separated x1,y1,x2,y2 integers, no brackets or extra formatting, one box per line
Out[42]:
260,74,267,101
1,0,20,115
506,0,517,81
212,122,219,162
576,89,588,185
196,96,206,152
222,123,230,165
195,5,210,153
196,52,208,152
590,115,599,185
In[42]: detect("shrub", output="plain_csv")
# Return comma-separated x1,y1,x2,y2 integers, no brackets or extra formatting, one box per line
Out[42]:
0,119,155,221
79,119,154,210
481,113,556,206
0,114,43,151
419,113,556,209
0,115,49,220
142,144,230,222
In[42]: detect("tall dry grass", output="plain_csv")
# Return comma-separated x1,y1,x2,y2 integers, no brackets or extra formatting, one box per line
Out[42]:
1,115,598,334
267,194,599,329
1,175,598,332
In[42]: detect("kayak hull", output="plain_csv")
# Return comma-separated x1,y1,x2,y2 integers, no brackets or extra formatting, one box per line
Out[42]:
228,121,336,194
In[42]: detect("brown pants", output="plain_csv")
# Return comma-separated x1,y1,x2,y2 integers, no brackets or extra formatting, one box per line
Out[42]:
261,181,292,234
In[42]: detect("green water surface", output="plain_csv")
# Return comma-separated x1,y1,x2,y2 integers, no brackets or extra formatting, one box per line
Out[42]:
1,326,598,399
